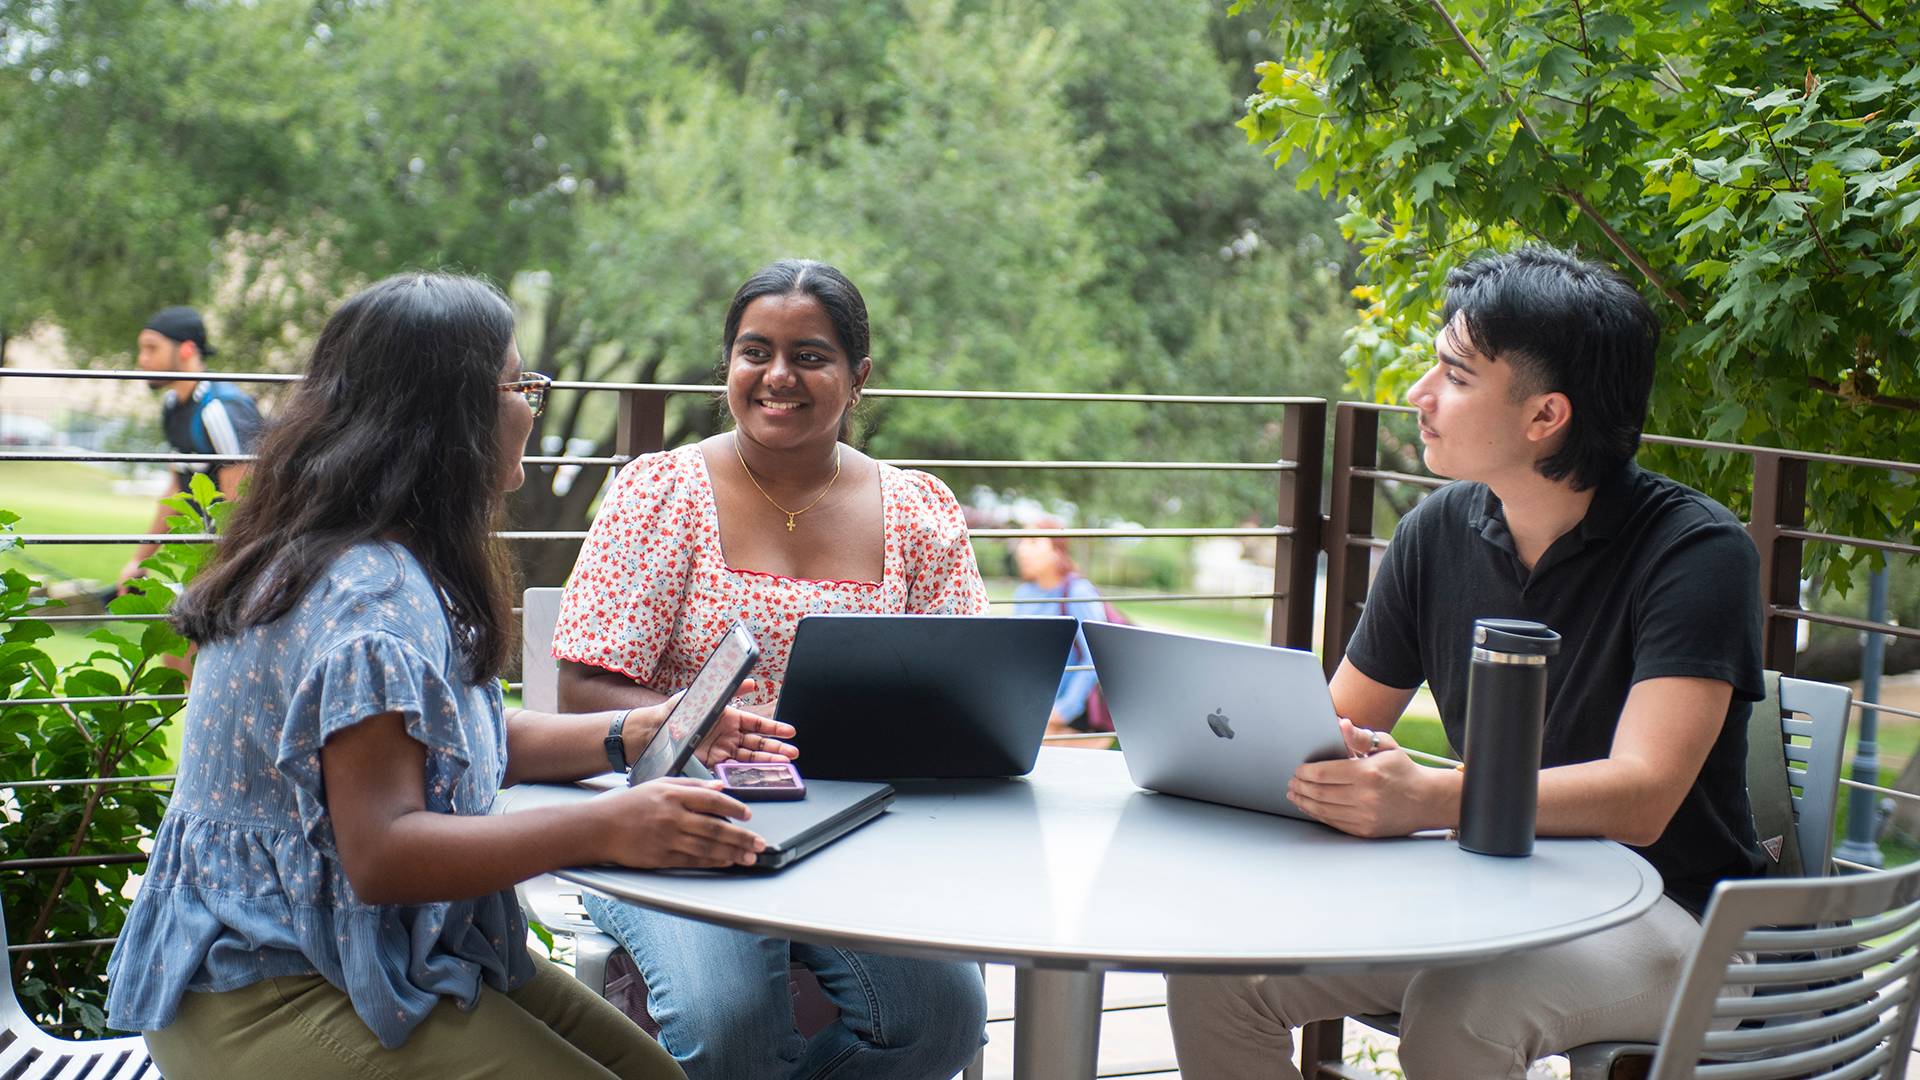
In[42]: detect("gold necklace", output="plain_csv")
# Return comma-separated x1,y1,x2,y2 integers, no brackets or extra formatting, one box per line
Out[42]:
734,436,842,532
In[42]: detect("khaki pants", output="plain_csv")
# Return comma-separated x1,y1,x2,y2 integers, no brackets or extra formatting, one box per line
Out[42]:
144,950,683,1080
1166,895,1702,1080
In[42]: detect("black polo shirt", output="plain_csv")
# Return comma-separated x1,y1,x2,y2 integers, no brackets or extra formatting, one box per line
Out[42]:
1345,462,1766,914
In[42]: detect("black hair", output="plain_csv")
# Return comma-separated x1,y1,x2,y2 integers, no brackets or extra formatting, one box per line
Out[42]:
1442,246,1660,491
172,273,519,682
720,259,871,365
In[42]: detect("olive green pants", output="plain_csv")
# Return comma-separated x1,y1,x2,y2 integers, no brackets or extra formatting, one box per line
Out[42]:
143,950,682,1080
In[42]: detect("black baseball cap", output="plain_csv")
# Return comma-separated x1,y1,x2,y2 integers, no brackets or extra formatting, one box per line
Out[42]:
142,306,218,357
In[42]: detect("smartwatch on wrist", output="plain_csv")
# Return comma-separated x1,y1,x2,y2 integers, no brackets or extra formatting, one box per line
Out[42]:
604,709,632,775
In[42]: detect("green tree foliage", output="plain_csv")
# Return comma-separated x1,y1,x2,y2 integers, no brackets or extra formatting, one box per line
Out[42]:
0,478,223,1036
2,0,1358,559
1232,0,1918,589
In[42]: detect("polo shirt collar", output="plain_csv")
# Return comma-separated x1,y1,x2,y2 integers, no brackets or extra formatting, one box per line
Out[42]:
1469,461,1642,558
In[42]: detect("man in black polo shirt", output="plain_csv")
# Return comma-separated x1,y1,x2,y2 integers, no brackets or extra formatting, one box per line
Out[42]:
119,307,264,586
1168,247,1764,1079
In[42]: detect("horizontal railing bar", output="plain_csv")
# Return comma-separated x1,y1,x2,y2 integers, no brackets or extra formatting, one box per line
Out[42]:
974,527,1287,539
1837,777,1920,804
0,368,299,385
1065,664,1093,673
2,693,187,706
1854,699,1920,722
6,937,118,954
1334,402,1920,473
1643,436,1920,474
887,459,1293,472
23,608,449,626
1,852,149,871
1347,467,1446,489
1777,529,1920,559
0,369,1322,405
0,612,171,623
1043,732,1119,743
985,591,1279,605
16,528,1292,545
0,775,175,790
12,533,215,544
1,450,1297,473
1774,607,1920,641
1832,856,1881,874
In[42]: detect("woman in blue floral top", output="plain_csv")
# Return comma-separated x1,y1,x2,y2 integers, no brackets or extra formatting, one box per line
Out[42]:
105,273,797,1079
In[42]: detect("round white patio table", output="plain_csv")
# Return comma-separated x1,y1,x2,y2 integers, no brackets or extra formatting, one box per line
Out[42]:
497,747,1662,1079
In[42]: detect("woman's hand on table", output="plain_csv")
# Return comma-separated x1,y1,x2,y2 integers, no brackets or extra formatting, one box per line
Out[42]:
696,679,799,767
593,778,766,868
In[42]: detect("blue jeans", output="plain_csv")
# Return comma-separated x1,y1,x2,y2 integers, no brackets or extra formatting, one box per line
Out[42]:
586,894,986,1080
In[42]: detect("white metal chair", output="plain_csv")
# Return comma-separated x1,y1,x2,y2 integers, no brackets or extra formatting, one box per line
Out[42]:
1,895,158,1079
1315,673,1855,1080
1647,855,1920,1078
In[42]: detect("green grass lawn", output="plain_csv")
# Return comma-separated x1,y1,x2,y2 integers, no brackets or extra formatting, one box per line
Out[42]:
0,460,155,585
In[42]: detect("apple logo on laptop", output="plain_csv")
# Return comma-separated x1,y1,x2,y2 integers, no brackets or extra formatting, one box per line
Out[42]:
1206,707,1235,739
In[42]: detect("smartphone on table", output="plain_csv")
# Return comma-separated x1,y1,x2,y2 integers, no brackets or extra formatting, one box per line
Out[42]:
716,760,806,801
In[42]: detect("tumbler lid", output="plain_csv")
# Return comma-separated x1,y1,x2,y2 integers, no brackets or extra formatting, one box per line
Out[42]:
1473,618,1561,657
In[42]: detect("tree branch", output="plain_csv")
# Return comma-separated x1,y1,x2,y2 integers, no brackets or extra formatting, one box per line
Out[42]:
1422,0,1694,312
1842,0,1884,30
1807,376,1920,412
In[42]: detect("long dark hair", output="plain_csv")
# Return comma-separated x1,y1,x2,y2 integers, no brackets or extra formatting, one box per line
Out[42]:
172,273,519,682
719,259,871,439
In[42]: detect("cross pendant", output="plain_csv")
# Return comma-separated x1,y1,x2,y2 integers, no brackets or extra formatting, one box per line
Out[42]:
785,515,797,532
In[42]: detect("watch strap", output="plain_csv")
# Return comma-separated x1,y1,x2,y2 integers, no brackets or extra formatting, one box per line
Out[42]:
604,709,630,774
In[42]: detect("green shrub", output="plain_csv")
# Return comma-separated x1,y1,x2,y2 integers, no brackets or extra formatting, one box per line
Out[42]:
1,475,225,1037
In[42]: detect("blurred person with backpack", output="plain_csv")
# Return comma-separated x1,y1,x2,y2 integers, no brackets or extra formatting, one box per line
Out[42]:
119,306,264,586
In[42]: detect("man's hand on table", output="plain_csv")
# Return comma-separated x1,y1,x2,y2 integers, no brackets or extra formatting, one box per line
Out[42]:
1287,717,1461,838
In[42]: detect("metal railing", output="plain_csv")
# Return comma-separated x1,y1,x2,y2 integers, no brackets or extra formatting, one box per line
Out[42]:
6,369,1919,963
1,368,1329,963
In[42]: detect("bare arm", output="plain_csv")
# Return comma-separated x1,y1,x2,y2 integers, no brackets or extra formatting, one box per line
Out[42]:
214,463,250,500
1296,666,1732,845
321,711,767,905
559,658,670,713
503,695,795,788
1532,676,1732,845
1327,658,1419,732
120,476,184,582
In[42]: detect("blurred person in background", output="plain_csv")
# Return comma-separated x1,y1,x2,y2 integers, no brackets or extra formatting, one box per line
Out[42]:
1011,521,1113,742
120,306,263,586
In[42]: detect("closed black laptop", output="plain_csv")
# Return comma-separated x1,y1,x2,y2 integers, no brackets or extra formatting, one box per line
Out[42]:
773,614,1078,780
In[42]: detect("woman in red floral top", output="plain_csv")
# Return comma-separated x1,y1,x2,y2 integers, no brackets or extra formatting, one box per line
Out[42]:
552,260,988,1079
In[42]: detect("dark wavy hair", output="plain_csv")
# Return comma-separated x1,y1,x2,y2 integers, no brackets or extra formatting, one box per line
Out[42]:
1443,246,1661,491
172,273,519,682
719,259,871,438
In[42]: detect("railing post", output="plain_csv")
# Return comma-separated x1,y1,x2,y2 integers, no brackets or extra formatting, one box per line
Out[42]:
1320,406,1378,678
615,388,670,459
1748,451,1807,676
1272,401,1326,650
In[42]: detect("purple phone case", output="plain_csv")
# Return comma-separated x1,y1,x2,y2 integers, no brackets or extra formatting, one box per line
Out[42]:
716,760,806,800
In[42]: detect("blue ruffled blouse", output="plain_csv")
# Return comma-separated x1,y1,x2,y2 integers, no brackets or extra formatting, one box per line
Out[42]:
105,542,533,1048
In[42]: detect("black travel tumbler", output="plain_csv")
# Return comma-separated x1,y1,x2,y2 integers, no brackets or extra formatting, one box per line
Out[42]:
1457,618,1560,857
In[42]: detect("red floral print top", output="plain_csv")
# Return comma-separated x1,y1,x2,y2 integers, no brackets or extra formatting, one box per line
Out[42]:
552,444,988,708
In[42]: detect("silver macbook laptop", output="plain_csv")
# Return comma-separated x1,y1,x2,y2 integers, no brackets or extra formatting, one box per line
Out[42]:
1082,622,1348,819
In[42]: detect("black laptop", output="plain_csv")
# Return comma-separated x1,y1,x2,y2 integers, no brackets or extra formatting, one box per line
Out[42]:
773,614,1078,779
